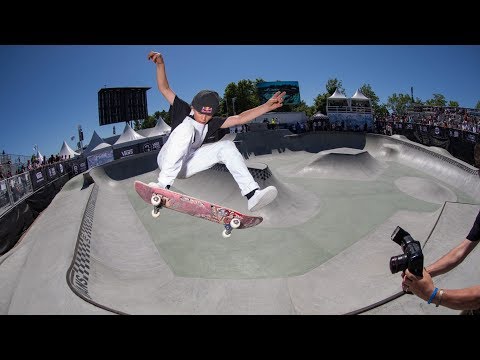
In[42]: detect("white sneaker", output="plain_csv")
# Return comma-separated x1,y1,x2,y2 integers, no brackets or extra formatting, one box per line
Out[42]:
247,186,278,212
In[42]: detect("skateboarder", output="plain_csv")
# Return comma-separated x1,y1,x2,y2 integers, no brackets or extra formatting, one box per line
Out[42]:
147,50,285,212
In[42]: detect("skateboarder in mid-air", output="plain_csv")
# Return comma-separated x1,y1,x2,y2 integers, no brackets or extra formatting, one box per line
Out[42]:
147,50,285,211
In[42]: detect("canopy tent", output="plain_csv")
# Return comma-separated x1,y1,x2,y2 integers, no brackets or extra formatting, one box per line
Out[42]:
84,131,112,156
90,142,112,153
350,89,372,111
327,88,349,110
327,89,349,107
328,88,347,99
113,123,146,148
139,117,171,138
58,140,79,159
351,89,370,101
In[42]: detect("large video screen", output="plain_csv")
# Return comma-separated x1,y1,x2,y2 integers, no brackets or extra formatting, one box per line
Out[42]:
257,81,300,105
98,87,150,126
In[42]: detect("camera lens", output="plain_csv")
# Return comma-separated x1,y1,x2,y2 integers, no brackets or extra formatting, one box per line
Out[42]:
390,254,408,274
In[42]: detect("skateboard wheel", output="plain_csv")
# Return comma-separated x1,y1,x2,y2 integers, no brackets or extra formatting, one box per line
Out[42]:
151,194,161,206
230,218,241,229
222,229,232,238
151,208,161,218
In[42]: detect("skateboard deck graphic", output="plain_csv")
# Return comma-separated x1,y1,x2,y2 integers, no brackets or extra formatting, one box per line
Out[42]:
134,181,263,237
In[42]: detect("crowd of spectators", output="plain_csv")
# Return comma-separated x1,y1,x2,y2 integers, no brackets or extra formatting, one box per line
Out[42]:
375,106,480,134
288,119,368,133
0,151,74,181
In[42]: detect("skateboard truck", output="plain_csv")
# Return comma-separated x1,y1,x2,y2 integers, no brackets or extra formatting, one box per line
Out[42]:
151,193,164,218
222,218,241,238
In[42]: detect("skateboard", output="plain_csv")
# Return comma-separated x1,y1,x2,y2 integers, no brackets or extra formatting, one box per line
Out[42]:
134,180,263,238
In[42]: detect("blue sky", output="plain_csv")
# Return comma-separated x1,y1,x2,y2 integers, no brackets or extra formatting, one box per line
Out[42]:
0,45,479,158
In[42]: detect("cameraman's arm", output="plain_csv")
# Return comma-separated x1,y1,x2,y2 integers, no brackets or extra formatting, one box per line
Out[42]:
405,269,480,310
434,285,480,311
426,239,478,277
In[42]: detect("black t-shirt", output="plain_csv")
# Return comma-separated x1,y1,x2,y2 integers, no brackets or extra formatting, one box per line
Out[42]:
466,209,480,241
169,95,226,144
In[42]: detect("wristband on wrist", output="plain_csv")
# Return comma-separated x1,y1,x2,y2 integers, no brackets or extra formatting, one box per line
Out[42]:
435,289,444,307
427,287,439,304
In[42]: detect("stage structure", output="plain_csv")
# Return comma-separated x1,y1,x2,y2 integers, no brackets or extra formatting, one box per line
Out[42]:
327,89,373,131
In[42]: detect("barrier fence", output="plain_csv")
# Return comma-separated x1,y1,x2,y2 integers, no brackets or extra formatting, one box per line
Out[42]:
0,135,169,255
0,158,87,217
0,135,167,219
374,121,480,167
0,173,33,216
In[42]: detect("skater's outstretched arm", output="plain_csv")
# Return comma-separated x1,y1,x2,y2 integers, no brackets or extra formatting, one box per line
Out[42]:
221,91,286,129
147,50,176,106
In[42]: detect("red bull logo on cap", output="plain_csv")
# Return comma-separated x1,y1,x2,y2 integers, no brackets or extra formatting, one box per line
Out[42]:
201,106,213,114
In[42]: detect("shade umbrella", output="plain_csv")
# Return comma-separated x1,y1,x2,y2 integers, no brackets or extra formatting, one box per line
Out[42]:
311,112,329,121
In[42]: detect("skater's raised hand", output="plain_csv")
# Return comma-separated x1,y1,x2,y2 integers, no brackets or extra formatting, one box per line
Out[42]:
147,51,164,65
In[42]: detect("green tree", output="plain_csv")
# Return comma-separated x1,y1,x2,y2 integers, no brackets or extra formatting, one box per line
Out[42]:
159,110,170,125
223,79,262,116
290,100,315,117
223,82,238,116
309,78,346,115
358,83,382,115
359,84,380,108
326,78,345,95
412,97,424,105
476,100,480,110
219,98,228,117
133,119,141,131
132,113,160,131
313,93,329,115
448,100,459,108
386,93,412,115
374,104,390,119
425,93,446,107
141,115,157,129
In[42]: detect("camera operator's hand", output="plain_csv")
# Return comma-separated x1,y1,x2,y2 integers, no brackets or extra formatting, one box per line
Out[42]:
401,271,413,294
402,268,435,301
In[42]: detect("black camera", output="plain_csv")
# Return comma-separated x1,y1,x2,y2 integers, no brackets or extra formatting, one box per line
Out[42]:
389,226,424,277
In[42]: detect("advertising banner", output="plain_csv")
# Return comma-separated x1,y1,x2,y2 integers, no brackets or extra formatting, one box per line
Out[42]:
113,144,140,160
56,162,66,176
140,138,164,153
29,168,47,190
87,149,114,168
70,159,88,176
45,165,59,181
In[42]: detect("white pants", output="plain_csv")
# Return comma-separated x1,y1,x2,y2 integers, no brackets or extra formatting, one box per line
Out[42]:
156,122,259,196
